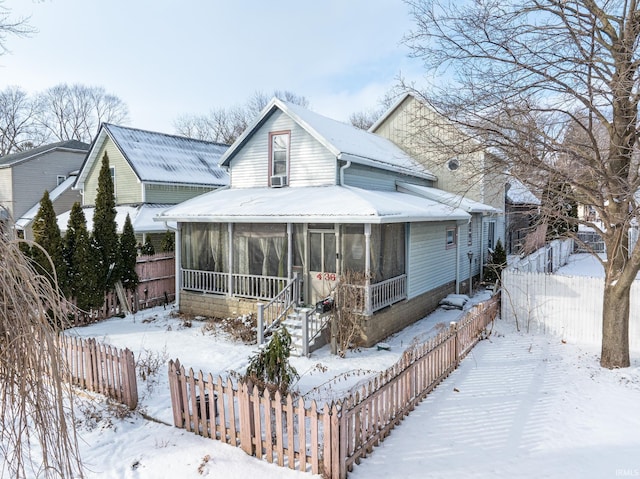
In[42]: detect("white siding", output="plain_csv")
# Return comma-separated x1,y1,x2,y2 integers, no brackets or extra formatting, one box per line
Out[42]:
407,221,459,298
230,110,336,188
0,169,13,218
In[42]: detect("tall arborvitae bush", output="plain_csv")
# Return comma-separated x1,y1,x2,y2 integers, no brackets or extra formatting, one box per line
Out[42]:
485,239,507,284
65,203,102,310
160,230,175,252
92,153,119,291
140,236,155,256
119,214,139,292
244,327,299,395
32,190,65,287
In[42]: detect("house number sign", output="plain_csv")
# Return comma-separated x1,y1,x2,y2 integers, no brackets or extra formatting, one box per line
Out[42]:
316,272,337,281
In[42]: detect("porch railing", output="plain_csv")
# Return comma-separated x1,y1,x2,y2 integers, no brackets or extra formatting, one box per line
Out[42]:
182,269,229,294
257,274,300,344
182,270,288,300
370,274,407,313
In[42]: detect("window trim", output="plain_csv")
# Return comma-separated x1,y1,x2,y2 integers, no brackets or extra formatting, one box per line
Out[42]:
446,226,457,249
268,130,291,186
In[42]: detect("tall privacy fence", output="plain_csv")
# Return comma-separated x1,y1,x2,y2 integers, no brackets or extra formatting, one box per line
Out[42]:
502,270,640,351
65,253,175,327
507,239,573,274
59,335,138,409
168,295,499,478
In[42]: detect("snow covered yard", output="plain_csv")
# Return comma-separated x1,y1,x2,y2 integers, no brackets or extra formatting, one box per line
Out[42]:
63,281,640,478
350,317,640,479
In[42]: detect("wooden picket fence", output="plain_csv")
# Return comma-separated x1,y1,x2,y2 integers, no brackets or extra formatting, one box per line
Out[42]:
64,253,176,327
168,295,499,478
59,335,138,409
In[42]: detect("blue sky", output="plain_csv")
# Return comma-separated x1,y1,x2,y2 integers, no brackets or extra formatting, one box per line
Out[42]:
0,0,425,133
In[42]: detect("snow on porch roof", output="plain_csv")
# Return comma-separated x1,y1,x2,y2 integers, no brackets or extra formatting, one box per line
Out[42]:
154,185,471,224
58,204,175,234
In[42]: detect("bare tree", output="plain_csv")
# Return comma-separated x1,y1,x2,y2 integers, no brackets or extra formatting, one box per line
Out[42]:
349,89,402,130
174,90,309,144
0,0,34,56
403,0,640,368
0,86,45,155
36,83,129,143
0,219,83,478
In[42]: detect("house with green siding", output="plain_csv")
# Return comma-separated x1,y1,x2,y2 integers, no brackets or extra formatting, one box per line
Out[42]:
60,123,229,249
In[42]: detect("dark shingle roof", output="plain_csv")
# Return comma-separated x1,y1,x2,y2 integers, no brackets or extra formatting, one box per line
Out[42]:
0,140,90,167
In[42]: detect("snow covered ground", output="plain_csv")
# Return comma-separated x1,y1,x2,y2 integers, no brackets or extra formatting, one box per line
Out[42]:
59,260,640,478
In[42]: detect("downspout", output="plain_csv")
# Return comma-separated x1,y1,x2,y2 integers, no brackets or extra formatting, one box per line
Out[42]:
164,222,180,307
480,216,485,282
339,157,352,186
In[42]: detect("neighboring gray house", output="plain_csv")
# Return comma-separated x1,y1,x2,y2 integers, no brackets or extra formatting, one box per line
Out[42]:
60,123,229,249
156,98,499,349
0,140,89,238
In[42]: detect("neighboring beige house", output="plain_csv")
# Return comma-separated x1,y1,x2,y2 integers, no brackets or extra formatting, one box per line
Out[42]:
0,140,89,239
60,123,229,249
370,93,505,263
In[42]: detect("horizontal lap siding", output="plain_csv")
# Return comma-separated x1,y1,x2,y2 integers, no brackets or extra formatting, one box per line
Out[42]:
230,110,336,188
144,184,216,204
343,164,433,191
407,221,458,298
84,139,140,206
10,150,85,219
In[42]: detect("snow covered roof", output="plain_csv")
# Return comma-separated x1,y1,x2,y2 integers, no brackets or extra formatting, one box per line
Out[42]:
0,140,89,168
219,98,436,181
506,177,540,205
15,176,78,229
155,185,470,224
397,182,502,214
75,124,229,189
57,204,175,234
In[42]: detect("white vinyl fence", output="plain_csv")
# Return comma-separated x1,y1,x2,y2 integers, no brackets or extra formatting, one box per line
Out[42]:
507,239,574,273
502,270,640,351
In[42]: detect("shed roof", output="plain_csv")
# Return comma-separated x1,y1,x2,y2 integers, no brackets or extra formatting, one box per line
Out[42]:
75,124,230,188
57,203,174,234
155,185,470,224
219,98,436,181
397,182,502,214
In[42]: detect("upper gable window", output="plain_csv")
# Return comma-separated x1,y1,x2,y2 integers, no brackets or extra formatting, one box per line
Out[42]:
269,131,290,187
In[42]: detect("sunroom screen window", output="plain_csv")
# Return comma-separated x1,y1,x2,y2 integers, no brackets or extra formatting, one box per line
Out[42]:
233,223,287,277
181,223,228,272
370,223,405,282
343,225,365,273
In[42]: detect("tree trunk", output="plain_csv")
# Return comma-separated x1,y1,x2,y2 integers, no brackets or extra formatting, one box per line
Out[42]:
601,281,631,368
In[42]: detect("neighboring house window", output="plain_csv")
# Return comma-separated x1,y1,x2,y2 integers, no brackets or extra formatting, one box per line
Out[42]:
56,175,66,186
487,221,496,251
269,131,290,187
446,227,457,249
468,218,473,246
110,167,116,197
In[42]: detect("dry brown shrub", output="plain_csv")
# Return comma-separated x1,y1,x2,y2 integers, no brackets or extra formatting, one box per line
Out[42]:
0,217,83,478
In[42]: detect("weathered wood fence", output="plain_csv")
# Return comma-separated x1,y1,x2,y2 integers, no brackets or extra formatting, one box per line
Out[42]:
65,253,175,327
59,335,138,409
168,295,499,478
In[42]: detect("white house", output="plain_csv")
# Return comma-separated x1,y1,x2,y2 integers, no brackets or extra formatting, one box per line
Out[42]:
155,99,499,348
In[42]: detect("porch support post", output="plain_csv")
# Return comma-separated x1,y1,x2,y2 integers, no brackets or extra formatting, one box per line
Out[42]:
364,224,371,316
287,223,293,279
175,223,181,307
301,309,309,357
480,216,485,282
227,223,233,296
257,303,264,345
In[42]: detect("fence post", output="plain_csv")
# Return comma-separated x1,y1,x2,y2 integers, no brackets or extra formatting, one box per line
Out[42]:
257,303,265,345
238,382,255,456
302,309,309,357
168,360,185,427
450,322,460,368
